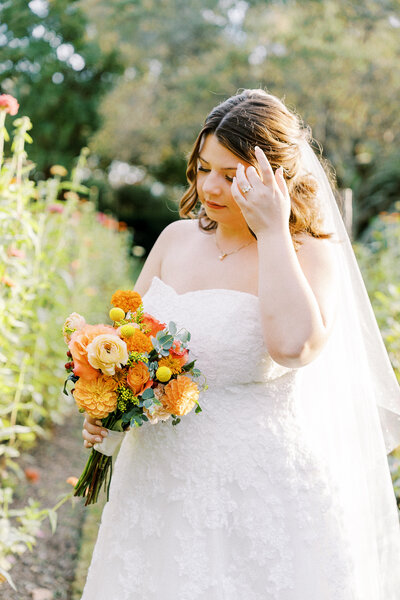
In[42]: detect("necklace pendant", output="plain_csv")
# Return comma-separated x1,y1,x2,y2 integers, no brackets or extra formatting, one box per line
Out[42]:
219,253,227,260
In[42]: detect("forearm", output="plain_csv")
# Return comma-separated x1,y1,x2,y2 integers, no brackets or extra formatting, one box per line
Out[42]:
257,229,325,366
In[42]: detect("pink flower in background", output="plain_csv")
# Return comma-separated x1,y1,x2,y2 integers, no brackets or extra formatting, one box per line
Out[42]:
7,246,26,258
47,203,64,213
0,94,19,115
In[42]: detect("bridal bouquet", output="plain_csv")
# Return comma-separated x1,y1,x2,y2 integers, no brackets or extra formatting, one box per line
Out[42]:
62,289,206,505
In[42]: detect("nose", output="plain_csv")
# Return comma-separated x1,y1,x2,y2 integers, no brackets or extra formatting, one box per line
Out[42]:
201,170,223,197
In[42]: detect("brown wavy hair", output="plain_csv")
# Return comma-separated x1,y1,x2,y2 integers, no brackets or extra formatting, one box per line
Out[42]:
179,89,336,250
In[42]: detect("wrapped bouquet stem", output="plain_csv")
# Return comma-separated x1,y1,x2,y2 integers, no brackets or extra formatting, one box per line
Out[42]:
62,289,207,505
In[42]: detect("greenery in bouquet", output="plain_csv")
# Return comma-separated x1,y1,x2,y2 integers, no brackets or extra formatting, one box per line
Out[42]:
63,289,207,505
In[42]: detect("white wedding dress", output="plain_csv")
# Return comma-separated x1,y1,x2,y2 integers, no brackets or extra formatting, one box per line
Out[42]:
81,275,361,599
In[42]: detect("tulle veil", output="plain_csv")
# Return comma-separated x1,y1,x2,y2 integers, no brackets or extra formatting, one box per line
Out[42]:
296,140,400,598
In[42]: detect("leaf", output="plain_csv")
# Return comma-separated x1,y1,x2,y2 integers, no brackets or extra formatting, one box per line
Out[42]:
143,398,153,409
168,321,177,335
182,360,195,371
0,568,16,590
47,509,57,534
141,387,155,400
195,405,202,413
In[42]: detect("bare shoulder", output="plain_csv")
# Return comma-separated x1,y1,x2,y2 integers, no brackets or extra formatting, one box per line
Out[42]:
133,219,198,296
295,233,340,332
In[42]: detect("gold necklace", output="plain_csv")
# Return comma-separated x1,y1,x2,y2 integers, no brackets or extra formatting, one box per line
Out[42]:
214,232,256,261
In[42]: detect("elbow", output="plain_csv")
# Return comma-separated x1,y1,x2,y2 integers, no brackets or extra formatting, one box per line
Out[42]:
269,333,328,369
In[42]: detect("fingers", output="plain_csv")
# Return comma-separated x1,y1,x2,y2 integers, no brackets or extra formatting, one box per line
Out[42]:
254,145,275,185
275,166,288,197
82,414,108,448
231,176,246,205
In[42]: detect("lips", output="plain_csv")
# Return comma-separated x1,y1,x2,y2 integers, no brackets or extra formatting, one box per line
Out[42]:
205,200,225,208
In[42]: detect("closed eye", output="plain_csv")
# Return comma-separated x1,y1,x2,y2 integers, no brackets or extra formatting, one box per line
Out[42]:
197,166,233,183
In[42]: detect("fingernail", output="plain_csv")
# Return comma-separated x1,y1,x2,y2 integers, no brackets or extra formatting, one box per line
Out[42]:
95,436,102,443
95,420,102,426
101,430,108,437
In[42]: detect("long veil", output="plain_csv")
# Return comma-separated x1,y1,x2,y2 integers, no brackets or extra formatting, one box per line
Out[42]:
296,140,400,598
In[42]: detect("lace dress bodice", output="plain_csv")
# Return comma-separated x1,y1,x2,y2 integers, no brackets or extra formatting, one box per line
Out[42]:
81,275,359,600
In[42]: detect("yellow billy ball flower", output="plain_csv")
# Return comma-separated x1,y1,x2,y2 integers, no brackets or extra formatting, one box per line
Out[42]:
120,324,136,338
156,366,172,382
109,307,125,322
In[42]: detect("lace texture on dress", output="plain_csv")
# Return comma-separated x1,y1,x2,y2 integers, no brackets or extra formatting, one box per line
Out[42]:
81,276,359,600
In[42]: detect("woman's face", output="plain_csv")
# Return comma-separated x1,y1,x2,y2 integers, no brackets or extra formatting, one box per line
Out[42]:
196,133,253,229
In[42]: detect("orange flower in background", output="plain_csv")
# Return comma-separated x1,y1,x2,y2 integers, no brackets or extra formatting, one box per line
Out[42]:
123,329,153,353
111,290,142,313
141,313,166,337
126,362,153,395
1,275,16,287
24,467,40,483
73,374,118,418
0,93,19,115
158,356,183,375
69,324,119,381
162,375,199,416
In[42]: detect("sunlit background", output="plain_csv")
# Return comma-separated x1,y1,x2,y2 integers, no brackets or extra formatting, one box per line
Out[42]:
1,1,400,596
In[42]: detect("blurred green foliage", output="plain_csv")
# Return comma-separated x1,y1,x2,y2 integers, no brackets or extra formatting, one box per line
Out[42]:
0,107,137,588
353,203,400,382
0,0,122,175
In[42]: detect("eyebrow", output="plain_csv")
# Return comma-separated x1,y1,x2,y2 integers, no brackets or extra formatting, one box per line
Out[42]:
198,155,237,171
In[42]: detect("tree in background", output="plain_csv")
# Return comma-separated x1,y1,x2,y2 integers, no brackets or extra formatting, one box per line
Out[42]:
83,0,400,238
0,0,123,175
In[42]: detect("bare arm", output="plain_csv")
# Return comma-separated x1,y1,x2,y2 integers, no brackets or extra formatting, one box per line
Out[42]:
257,231,339,368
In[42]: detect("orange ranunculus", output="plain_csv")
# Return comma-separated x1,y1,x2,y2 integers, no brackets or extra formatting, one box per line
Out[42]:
169,340,189,367
126,362,153,395
111,290,142,313
123,329,153,353
162,375,199,416
73,375,118,418
141,313,166,337
68,324,119,381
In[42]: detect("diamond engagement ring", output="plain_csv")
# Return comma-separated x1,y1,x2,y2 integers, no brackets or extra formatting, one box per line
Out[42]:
241,184,252,194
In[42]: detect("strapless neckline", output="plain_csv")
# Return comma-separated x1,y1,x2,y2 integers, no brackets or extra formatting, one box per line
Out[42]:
148,275,259,301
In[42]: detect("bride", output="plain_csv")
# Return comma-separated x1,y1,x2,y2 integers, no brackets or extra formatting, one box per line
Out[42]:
80,89,400,599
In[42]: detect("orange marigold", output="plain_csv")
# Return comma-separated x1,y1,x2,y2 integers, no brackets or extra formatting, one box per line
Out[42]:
124,329,153,353
158,356,183,375
111,290,142,313
162,375,199,416
73,375,118,418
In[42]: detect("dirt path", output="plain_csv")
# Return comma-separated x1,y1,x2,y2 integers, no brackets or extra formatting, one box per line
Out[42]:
3,410,91,600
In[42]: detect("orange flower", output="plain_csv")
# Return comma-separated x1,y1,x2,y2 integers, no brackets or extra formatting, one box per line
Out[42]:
73,375,118,418
24,467,40,483
66,476,79,486
124,329,153,353
158,356,183,375
111,290,142,313
1,275,16,287
126,362,153,395
141,313,166,337
113,367,128,387
162,375,199,416
169,340,189,368
69,324,118,381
